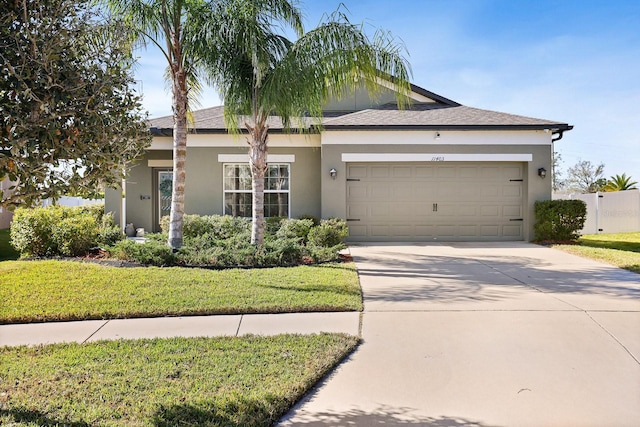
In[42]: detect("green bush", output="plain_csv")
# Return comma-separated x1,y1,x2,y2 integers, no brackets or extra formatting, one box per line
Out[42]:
265,216,287,236
10,206,65,257
109,239,176,266
52,214,99,256
10,204,120,257
308,218,348,248
276,218,314,243
534,199,587,241
161,214,251,240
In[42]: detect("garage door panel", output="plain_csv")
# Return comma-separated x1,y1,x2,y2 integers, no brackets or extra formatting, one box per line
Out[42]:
415,166,435,178
370,166,390,178
503,205,522,217
392,166,412,178
346,162,524,241
503,225,523,237
480,205,500,217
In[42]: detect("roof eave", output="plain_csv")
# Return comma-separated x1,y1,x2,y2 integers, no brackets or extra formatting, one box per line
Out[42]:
322,124,573,131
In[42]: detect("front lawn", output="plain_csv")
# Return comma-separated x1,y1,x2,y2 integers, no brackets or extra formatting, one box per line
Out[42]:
0,334,359,426
550,232,640,273
0,260,362,324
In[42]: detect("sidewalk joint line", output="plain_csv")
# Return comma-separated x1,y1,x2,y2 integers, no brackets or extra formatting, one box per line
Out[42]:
584,310,640,366
82,320,110,344
235,315,243,337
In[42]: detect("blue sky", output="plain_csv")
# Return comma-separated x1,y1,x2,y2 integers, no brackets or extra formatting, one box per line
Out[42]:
134,0,640,183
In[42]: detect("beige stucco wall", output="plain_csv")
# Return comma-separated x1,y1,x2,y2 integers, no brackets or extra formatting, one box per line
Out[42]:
320,130,554,241
106,142,321,233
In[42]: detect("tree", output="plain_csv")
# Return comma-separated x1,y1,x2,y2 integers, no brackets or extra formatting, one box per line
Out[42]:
552,150,565,192
106,0,204,249
566,160,606,193
602,173,638,192
105,0,302,250
0,0,150,208
200,1,412,245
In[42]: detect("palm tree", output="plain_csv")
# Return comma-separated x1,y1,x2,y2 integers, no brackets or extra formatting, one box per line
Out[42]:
105,0,302,249
602,173,638,192
200,2,412,245
104,0,203,249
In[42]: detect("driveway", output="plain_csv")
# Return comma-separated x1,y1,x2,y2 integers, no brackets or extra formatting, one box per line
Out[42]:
279,242,640,426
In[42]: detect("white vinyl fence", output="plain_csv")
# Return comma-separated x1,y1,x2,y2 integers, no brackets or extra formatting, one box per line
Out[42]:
553,190,640,234
42,196,104,207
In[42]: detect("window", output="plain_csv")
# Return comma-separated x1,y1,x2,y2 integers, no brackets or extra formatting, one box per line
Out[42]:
224,164,290,217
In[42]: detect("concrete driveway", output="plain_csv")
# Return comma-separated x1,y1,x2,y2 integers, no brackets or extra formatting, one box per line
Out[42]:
280,242,640,427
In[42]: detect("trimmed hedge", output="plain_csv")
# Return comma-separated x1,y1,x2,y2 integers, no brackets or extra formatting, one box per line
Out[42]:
534,199,587,241
10,205,123,257
126,215,348,267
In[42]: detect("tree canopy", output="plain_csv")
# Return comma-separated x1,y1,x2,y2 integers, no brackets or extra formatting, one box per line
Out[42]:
199,2,412,244
0,0,151,208
566,160,606,193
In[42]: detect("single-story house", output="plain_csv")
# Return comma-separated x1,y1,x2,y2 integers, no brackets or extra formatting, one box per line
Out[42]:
105,82,572,242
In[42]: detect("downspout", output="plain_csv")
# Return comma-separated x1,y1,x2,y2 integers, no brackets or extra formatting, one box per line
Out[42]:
552,129,566,142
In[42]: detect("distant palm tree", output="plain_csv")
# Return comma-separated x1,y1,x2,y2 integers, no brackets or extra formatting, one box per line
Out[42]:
602,173,639,192
200,2,412,244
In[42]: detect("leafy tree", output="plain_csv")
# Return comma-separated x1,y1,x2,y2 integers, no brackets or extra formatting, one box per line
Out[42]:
566,160,606,193
602,173,638,192
200,1,412,245
0,0,150,208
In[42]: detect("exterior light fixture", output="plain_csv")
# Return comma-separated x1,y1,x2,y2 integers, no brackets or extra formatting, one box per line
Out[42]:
329,168,337,179
538,168,547,179
435,131,441,140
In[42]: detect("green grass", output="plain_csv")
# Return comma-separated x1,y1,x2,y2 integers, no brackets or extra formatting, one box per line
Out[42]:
551,232,640,273
0,260,362,324
0,229,19,262
0,334,359,426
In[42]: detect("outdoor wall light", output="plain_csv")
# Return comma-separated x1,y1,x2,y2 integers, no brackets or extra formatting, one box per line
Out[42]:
435,131,441,140
329,168,337,179
538,167,547,179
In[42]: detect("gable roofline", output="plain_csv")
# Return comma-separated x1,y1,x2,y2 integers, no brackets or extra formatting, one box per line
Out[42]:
408,83,461,106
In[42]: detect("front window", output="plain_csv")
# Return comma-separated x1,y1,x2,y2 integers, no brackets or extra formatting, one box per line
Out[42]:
224,164,290,217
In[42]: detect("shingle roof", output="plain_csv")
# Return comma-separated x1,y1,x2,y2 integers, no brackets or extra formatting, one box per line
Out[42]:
149,106,315,133
148,85,572,134
322,102,571,130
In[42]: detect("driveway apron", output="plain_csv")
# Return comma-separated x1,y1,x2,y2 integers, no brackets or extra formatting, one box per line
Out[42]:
279,242,640,427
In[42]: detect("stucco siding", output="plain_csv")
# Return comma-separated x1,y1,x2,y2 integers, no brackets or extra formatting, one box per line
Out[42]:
320,131,553,241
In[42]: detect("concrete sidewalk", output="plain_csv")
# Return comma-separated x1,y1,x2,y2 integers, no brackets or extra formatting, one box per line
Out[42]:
279,242,640,427
0,312,361,347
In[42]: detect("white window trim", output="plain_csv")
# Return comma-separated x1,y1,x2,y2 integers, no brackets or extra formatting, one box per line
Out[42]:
222,163,291,218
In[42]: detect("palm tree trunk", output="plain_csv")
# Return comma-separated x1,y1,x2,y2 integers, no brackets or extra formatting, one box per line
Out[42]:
248,123,269,245
168,67,188,249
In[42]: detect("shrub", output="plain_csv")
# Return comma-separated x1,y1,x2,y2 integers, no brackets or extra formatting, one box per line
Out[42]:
109,239,176,266
298,214,320,226
52,214,99,256
10,204,116,257
161,214,251,240
534,199,587,241
265,216,287,236
10,206,65,257
308,244,344,263
276,218,314,243
307,218,349,248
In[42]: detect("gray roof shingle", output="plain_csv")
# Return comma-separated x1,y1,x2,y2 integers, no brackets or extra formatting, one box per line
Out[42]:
148,86,571,133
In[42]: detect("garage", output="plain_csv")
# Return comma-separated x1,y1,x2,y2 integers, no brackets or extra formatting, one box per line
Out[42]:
346,162,525,241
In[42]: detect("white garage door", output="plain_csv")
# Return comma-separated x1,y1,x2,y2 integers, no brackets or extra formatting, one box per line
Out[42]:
346,162,524,241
